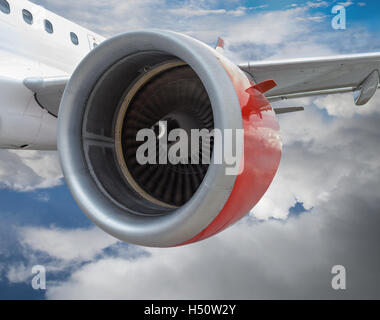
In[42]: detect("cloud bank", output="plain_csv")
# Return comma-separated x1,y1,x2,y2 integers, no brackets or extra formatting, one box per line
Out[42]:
1,0,378,299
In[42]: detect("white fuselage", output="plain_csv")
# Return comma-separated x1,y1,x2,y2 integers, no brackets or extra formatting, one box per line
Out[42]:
0,0,104,149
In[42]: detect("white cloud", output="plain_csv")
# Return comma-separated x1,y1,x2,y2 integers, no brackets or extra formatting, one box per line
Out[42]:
169,7,245,17
297,15,328,22
337,1,354,7
0,150,62,191
5,226,120,285
223,8,309,46
251,94,380,221
313,91,380,118
168,5,268,17
18,226,119,262
31,0,164,36
6,264,31,284
34,192,50,202
307,1,330,8
46,177,380,299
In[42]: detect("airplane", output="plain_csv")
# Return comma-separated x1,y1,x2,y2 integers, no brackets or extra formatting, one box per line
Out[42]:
0,0,379,247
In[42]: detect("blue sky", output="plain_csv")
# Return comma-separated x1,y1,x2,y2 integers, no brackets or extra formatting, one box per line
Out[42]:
0,0,380,299
0,186,90,299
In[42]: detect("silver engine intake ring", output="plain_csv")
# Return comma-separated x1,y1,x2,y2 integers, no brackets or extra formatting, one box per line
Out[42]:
58,30,242,247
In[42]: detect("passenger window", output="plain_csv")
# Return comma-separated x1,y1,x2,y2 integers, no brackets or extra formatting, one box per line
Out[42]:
44,19,54,34
22,9,33,25
70,32,79,45
0,0,10,14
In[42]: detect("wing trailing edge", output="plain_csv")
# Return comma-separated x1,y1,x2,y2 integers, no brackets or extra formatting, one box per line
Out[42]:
240,52,380,106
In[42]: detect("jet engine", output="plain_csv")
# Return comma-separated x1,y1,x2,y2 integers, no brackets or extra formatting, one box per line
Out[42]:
58,30,282,247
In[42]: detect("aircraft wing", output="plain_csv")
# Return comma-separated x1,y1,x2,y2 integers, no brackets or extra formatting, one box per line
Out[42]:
239,52,380,106
23,53,380,117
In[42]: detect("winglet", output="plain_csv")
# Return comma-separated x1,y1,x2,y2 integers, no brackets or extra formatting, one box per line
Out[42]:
245,80,277,95
215,37,225,54
354,70,379,106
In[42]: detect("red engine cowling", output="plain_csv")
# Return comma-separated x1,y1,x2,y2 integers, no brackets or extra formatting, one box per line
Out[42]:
58,30,282,247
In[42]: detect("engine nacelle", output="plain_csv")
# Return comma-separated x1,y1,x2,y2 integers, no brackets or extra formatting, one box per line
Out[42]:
58,30,282,247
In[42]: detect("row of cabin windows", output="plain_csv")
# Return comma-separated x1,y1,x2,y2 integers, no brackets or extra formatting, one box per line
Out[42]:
0,0,79,46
